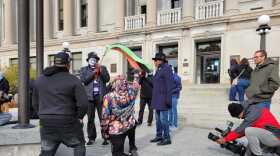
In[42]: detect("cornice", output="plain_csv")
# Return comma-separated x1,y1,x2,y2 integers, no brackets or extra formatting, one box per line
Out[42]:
1,9,280,52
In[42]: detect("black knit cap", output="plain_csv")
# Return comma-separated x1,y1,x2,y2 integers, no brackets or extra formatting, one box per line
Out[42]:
228,103,244,118
54,52,72,67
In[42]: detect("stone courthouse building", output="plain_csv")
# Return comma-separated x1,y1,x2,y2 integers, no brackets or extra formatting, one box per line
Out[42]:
0,0,279,84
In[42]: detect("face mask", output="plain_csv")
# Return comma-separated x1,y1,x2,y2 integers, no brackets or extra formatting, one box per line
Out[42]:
88,58,97,67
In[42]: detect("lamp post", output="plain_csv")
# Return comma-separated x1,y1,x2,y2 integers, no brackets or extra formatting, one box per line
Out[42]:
256,15,271,51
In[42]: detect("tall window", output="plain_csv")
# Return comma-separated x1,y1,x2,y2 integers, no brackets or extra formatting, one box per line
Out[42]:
48,55,55,66
80,0,87,27
171,0,180,8
10,57,37,70
58,0,63,31
72,52,82,75
141,5,146,14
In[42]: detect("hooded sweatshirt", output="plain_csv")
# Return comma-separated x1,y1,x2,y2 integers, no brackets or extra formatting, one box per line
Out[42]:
33,66,88,120
246,58,280,104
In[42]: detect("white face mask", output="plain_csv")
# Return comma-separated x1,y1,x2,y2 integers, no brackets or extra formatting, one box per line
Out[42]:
88,58,97,67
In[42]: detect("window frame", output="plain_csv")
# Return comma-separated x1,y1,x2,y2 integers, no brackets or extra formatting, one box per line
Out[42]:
74,0,88,35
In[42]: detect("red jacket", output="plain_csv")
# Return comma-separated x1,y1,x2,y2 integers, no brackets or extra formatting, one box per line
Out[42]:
224,105,280,142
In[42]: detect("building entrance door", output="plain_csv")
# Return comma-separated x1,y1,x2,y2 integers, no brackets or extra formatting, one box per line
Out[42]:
196,40,221,84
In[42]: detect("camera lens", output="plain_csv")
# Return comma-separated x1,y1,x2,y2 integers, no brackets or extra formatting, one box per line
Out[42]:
208,132,220,141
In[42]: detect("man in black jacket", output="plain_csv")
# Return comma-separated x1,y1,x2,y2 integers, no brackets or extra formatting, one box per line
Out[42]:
137,71,153,126
33,52,88,156
80,52,110,145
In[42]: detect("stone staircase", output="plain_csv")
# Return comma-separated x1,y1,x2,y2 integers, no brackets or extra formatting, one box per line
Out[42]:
178,84,280,129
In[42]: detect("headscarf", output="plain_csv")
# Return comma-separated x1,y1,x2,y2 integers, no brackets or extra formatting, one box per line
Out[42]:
110,75,129,105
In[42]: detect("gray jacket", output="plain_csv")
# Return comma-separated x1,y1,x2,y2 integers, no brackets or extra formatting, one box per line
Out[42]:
246,58,280,104
80,65,110,101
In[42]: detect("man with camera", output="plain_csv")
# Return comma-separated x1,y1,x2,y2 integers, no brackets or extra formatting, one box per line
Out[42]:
80,52,110,145
0,72,12,126
216,103,280,156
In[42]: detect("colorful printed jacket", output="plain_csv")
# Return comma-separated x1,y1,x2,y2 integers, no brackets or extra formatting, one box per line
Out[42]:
101,85,138,138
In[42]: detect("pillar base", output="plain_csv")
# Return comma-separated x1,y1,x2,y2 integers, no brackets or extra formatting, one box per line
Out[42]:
12,124,35,129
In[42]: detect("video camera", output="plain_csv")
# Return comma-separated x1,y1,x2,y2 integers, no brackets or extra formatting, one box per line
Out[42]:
208,121,247,156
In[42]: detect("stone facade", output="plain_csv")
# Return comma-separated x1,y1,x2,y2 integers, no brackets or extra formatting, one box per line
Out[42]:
0,0,279,84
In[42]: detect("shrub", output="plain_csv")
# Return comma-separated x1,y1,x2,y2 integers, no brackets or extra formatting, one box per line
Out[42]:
4,65,36,95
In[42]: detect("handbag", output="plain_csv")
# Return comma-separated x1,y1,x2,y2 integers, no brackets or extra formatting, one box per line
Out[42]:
232,69,245,85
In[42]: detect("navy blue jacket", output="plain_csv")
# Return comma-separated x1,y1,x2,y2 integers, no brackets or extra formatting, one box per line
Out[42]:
151,63,174,111
172,73,182,98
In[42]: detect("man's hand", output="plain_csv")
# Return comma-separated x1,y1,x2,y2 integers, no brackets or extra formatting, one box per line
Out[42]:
216,138,225,144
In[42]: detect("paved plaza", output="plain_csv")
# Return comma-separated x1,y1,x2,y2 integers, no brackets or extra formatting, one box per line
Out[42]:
55,118,233,156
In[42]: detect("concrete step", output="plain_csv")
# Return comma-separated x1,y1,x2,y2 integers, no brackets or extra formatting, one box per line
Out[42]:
179,85,280,129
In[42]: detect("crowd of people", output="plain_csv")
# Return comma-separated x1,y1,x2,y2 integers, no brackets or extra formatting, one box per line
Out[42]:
0,49,279,156
219,50,280,156
29,51,182,156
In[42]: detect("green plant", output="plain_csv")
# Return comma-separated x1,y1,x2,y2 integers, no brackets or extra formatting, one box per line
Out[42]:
4,65,36,95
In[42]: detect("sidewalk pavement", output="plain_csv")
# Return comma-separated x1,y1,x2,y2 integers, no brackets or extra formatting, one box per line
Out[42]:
56,116,234,156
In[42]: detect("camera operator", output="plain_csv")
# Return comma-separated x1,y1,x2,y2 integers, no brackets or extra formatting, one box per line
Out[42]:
216,103,280,156
80,52,110,145
0,72,9,94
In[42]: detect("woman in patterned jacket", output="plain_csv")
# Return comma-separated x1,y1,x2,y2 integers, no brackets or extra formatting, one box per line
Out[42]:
101,75,139,156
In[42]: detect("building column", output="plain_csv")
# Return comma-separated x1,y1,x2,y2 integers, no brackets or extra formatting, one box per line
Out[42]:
225,0,239,15
147,0,157,28
3,0,14,45
44,0,51,39
88,0,97,34
183,0,194,22
115,0,125,32
275,0,280,7
63,0,74,36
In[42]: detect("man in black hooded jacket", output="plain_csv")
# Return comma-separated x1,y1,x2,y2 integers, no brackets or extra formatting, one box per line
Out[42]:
33,52,88,156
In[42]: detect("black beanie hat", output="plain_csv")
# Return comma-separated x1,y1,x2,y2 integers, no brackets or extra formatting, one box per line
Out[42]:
228,103,244,118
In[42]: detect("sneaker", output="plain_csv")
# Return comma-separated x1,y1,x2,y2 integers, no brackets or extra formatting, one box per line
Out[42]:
86,139,95,145
102,140,109,145
170,126,178,131
150,137,163,143
157,139,171,146
147,123,152,126
129,146,138,153
136,121,142,126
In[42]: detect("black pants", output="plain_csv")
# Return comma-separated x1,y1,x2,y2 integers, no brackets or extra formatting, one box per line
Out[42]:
138,98,153,124
110,127,136,156
39,117,85,156
87,97,104,140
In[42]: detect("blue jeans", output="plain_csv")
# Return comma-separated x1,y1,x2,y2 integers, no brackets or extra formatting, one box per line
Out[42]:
257,101,271,110
236,79,250,102
168,96,178,127
155,110,170,141
229,79,250,103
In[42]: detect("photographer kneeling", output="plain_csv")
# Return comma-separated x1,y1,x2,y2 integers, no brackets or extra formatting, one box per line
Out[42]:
216,103,280,156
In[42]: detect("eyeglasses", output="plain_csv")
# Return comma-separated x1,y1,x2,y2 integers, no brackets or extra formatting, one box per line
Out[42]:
253,55,264,59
